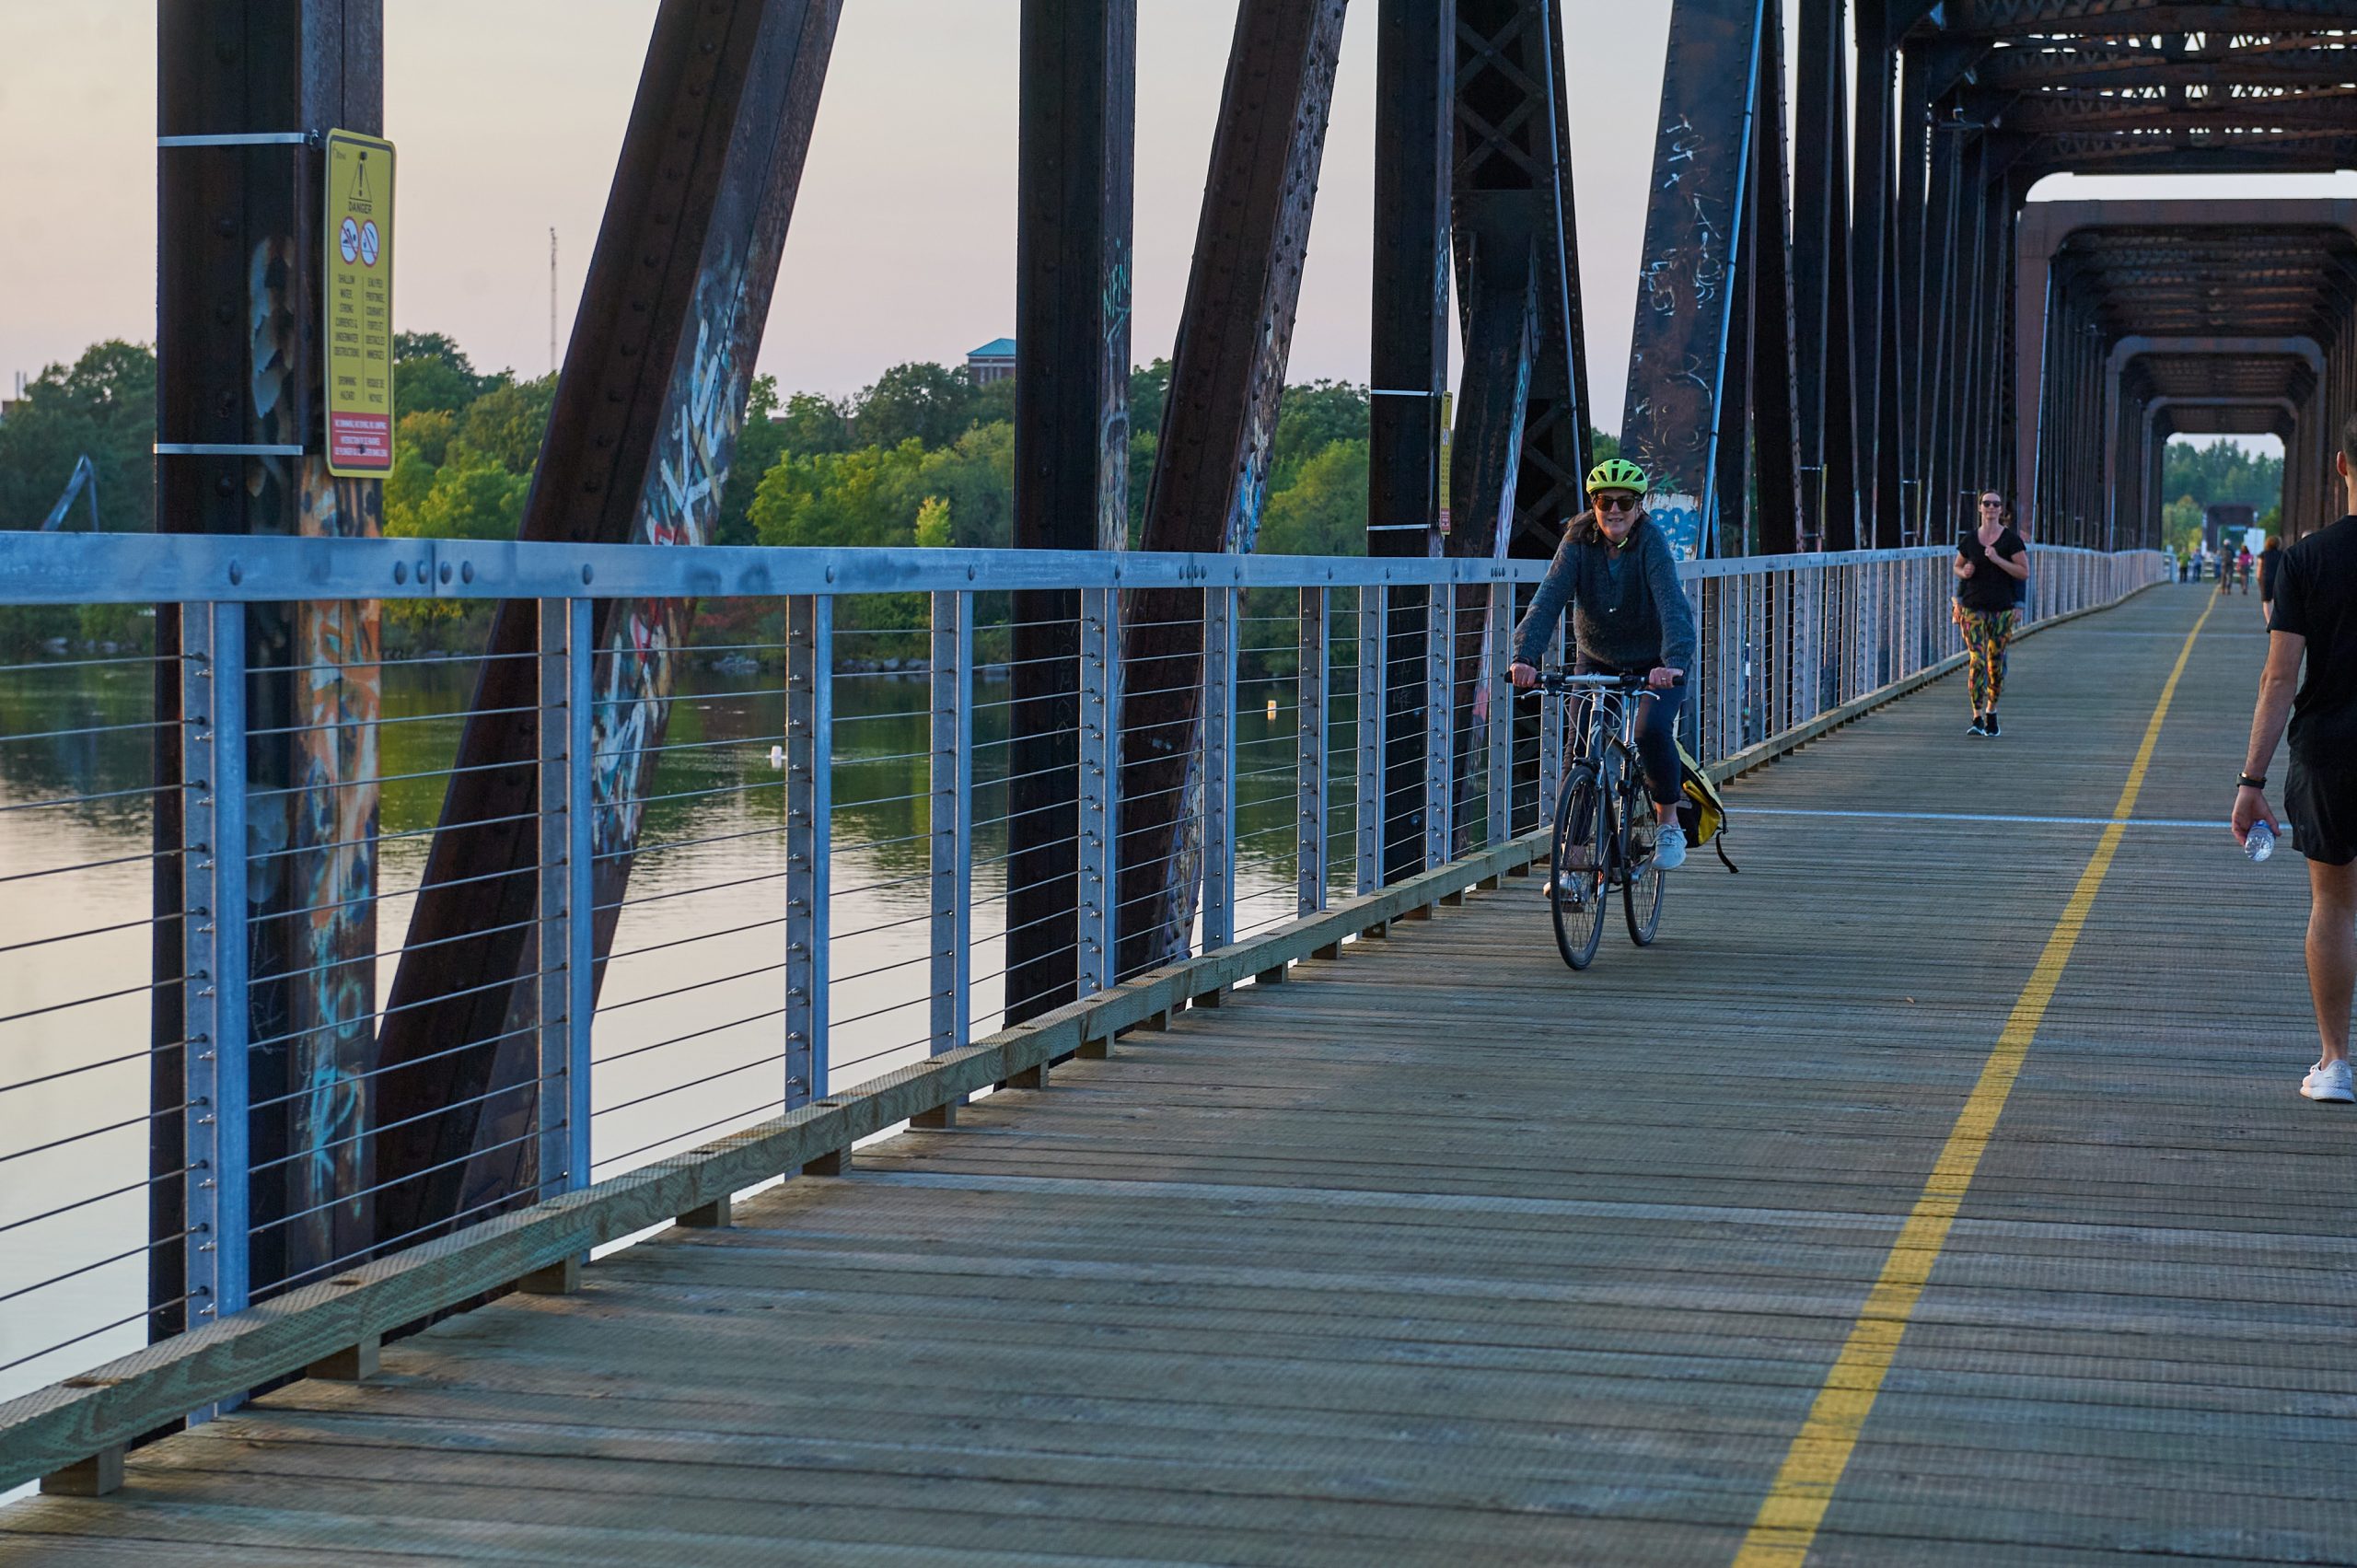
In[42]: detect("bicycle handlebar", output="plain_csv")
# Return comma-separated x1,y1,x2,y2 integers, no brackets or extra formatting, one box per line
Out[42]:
1505,670,1685,692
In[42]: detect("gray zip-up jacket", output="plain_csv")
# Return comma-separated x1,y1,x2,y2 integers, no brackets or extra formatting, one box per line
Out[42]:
1510,514,1697,673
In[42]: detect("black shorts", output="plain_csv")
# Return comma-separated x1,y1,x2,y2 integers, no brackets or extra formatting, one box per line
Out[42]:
2286,752,2357,865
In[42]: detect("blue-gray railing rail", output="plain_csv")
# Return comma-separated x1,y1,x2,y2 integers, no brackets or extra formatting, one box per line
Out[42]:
0,533,2166,1417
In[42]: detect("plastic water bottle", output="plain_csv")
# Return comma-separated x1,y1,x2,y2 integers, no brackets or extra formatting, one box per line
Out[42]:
2246,820,2276,863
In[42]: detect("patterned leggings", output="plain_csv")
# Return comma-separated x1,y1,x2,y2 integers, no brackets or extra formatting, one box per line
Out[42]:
1959,607,2016,714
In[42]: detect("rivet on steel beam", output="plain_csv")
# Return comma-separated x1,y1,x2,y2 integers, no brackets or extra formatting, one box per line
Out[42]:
582,564,594,585
460,561,475,584
227,562,242,586
438,562,453,585
393,561,407,585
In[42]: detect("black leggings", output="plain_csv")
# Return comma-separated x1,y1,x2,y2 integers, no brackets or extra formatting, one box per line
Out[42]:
1576,658,1686,808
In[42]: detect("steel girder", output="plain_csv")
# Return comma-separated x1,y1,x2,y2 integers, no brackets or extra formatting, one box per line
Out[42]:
1615,0,2357,559
1622,0,1803,558
1003,0,1135,1023
1113,0,1346,980
1367,0,1451,885
155,0,388,1326
1444,0,1591,852
371,0,842,1241
2015,201,2357,547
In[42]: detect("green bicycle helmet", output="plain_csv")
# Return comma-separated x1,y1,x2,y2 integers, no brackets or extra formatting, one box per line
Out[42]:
1585,457,1649,495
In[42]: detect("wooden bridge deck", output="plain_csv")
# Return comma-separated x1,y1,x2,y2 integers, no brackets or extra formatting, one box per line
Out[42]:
6,583,2345,1566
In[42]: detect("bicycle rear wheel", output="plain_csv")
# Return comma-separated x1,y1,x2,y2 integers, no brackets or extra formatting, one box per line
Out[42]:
1550,762,1609,970
1622,778,1666,947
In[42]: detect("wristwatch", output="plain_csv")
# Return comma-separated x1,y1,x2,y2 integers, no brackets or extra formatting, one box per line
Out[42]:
2238,774,2267,790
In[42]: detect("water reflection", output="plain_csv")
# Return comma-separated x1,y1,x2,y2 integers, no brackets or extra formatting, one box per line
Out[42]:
0,649,1329,1401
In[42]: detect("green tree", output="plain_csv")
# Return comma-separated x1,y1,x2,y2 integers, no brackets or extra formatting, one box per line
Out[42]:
852,362,976,449
917,422,1016,549
778,391,853,457
388,446,528,540
459,375,556,473
2162,437,2282,513
396,408,457,467
1270,380,1369,492
749,438,930,550
393,331,493,418
913,494,953,549
1259,438,1368,557
0,340,157,534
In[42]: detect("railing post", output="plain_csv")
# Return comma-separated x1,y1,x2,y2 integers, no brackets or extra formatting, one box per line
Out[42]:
1354,584,1385,894
180,600,249,1335
1075,585,1120,990
930,589,973,1052
1485,580,1511,846
1295,585,1329,916
565,598,593,1186
1201,578,1237,951
1538,601,1563,823
784,595,832,1108
536,597,592,1198
1423,579,1451,869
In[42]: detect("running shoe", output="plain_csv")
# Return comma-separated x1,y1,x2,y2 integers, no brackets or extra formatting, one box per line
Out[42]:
1966,715,1987,737
2301,1060,2354,1103
1653,826,1687,871
1981,714,2002,738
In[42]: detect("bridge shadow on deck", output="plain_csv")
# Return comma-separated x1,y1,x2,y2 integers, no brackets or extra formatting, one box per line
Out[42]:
6,583,2345,1566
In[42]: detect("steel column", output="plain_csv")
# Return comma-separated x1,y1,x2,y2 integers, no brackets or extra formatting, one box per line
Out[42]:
1007,0,1134,1021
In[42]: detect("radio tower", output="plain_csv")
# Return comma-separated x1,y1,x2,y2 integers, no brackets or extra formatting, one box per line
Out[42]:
548,228,559,376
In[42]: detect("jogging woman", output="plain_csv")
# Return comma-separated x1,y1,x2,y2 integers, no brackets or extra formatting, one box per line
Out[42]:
1955,491,2029,737
1507,458,1698,869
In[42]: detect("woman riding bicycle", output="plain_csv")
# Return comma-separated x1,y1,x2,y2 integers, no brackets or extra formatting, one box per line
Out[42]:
1507,457,1698,869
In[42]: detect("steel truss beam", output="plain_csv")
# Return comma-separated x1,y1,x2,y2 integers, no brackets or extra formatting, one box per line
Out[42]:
373,0,841,1241
1114,0,1346,980
1623,0,1800,557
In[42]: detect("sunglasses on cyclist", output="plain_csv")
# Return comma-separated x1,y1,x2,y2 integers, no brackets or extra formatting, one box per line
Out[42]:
1593,494,1640,514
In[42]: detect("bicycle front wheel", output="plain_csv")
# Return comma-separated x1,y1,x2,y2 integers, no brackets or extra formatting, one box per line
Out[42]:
1623,781,1666,947
1550,762,1610,970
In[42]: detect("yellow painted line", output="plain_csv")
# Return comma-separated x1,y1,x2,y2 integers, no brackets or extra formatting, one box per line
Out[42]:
1730,594,2216,1567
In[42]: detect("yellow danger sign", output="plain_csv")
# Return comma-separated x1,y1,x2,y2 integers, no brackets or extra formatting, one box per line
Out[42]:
324,130,395,476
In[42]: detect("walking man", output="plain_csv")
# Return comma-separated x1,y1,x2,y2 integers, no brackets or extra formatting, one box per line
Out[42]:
2233,419,2357,1101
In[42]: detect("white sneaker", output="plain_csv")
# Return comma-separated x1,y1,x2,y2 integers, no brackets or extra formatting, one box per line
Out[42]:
2301,1060,2354,1103
1652,826,1687,871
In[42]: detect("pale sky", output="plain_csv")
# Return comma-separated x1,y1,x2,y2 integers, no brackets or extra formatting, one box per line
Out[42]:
3,2,2351,433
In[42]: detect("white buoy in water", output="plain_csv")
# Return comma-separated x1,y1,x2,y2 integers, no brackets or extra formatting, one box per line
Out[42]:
768,744,785,769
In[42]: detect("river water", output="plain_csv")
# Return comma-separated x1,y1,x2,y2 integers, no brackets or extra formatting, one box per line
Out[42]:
0,648,1327,1403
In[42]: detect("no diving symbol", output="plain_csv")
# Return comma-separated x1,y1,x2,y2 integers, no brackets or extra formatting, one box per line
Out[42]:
357,221,380,268
339,217,360,264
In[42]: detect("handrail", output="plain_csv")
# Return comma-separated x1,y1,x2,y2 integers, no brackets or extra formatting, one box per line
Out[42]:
0,530,2169,1493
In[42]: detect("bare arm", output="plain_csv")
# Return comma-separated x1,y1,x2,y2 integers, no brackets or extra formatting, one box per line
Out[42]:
1951,552,1973,580
2232,629,2305,841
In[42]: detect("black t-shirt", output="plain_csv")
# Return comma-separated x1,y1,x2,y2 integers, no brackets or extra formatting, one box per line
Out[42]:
2260,545,2283,603
1956,527,2025,614
2270,516,2357,763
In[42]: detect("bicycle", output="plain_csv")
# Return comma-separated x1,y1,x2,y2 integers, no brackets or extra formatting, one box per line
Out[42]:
1518,670,1682,970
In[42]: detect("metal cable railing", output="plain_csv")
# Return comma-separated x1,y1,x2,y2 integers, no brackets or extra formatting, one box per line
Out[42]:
0,532,2167,1419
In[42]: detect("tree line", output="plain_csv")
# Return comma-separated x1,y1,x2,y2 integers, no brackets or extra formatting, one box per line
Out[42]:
2158,437,2285,555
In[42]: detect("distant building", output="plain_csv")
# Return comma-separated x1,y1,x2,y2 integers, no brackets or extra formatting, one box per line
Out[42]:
966,338,1016,386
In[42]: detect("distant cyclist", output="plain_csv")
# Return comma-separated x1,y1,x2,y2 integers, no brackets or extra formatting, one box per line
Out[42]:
1508,458,1698,870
